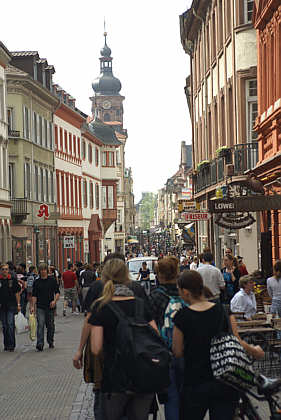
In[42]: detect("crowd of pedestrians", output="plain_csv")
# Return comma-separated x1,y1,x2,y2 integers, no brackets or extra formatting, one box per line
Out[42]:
71,249,278,420
1,249,281,419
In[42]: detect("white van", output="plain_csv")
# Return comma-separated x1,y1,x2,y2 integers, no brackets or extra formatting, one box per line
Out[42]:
127,256,158,286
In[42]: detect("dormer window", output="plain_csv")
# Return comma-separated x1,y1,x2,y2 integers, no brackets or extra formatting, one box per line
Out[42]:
42,69,46,87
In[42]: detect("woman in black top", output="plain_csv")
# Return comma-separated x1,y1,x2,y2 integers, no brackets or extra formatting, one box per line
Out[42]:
88,258,157,420
173,270,264,420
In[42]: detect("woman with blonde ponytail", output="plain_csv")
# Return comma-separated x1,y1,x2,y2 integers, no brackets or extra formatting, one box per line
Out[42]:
88,258,158,420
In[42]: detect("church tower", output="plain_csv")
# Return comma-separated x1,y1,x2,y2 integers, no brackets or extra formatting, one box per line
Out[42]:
91,32,125,127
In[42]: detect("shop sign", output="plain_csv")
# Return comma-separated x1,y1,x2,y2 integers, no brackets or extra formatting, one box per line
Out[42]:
182,212,211,221
209,195,281,213
215,213,256,229
63,236,75,249
37,204,49,219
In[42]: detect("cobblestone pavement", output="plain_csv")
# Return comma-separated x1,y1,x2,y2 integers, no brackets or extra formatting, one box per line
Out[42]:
0,297,278,419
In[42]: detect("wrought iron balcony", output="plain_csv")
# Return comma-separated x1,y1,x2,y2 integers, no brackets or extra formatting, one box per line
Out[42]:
11,198,29,222
8,130,20,138
194,142,258,194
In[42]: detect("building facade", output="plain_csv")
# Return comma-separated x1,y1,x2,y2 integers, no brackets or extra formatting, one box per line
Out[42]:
253,0,281,272
180,0,260,270
6,52,59,266
0,42,12,262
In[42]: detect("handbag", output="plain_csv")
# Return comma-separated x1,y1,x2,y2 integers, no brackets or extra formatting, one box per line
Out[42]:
15,312,29,334
210,305,255,390
29,313,36,341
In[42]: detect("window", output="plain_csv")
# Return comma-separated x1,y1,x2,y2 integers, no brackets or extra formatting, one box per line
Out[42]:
34,166,39,201
69,133,72,155
108,186,114,209
44,169,49,202
23,106,30,139
73,135,76,156
49,122,53,149
24,162,31,199
108,151,114,166
33,112,37,143
244,0,254,23
59,127,63,150
95,183,99,209
83,179,88,207
64,130,68,153
116,149,120,165
77,137,81,158
39,115,43,145
89,182,94,208
102,152,107,166
40,167,44,201
82,140,86,160
88,144,92,163
104,113,110,121
50,171,54,203
95,147,99,166
218,0,223,49
102,186,107,209
7,108,13,132
246,79,258,141
44,119,48,148
212,12,216,60
9,163,15,199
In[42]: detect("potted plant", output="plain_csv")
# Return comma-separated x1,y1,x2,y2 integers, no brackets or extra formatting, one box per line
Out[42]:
216,146,232,163
197,160,210,170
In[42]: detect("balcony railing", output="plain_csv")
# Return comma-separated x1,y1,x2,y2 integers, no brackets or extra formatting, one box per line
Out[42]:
8,130,20,138
11,198,29,221
194,142,258,194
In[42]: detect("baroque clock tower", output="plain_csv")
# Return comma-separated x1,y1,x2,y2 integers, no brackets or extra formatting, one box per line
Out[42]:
90,32,125,127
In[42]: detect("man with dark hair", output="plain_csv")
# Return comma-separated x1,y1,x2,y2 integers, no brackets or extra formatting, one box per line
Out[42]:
31,263,60,351
62,263,79,316
197,253,225,301
0,263,21,351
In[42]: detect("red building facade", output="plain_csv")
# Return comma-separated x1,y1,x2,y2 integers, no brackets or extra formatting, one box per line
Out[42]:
253,1,281,270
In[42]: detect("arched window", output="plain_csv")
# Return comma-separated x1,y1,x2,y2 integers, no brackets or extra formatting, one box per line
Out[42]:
104,113,110,122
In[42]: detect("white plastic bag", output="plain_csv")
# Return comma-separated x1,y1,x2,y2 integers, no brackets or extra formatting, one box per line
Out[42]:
15,312,29,334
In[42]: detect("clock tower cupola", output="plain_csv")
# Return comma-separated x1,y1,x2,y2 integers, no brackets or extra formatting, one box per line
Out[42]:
91,31,125,126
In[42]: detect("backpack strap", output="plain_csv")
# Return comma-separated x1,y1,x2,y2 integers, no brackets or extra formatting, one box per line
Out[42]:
107,301,127,321
134,298,145,323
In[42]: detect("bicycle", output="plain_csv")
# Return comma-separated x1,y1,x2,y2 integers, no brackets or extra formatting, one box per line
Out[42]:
236,374,281,419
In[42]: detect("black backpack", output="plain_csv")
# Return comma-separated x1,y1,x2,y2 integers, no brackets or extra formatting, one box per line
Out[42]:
107,299,171,394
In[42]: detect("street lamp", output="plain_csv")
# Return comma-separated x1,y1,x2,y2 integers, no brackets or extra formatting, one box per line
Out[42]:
33,225,40,267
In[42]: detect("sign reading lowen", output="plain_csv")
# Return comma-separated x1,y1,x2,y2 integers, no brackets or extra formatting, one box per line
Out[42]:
209,195,281,213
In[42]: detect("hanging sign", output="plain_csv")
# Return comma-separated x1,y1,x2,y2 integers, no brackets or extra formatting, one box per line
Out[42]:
182,212,211,221
37,204,49,219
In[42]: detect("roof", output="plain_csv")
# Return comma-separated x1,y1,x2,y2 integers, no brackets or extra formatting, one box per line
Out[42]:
88,118,121,146
0,41,12,60
11,51,39,57
5,64,28,76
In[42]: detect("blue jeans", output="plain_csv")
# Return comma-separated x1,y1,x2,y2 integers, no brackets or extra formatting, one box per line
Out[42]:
164,357,184,420
36,307,55,347
0,306,17,350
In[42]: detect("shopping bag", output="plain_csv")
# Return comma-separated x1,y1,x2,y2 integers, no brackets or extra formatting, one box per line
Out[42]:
15,312,29,334
29,313,36,341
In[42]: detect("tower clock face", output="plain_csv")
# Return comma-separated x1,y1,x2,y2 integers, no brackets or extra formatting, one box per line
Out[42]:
102,100,112,110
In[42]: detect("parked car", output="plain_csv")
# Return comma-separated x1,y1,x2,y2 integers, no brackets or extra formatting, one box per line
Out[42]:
126,256,158,286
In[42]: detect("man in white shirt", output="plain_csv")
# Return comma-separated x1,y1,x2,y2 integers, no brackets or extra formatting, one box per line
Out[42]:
197,252,225,300
231,275,256,319
190,257,198,271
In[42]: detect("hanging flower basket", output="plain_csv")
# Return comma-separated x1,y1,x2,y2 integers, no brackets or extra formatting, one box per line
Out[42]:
197,160,210,170
216,146,231,158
